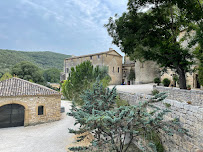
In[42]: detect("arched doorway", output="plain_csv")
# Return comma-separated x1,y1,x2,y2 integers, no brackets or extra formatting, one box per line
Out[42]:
0,104,25,128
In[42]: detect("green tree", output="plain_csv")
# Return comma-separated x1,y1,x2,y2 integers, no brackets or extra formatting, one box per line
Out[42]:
43,68,61,83
62,61,111,105
0,71,4,78
105,0,202,89
0,72,12,81
189,23,203,86
11,61,45,84
68,80,189,152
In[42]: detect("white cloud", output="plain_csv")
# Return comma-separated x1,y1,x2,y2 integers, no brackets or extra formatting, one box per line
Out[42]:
1,0,128,55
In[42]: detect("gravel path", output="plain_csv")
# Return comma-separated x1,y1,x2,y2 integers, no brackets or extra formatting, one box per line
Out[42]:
108,84,154,95
0,100,78,152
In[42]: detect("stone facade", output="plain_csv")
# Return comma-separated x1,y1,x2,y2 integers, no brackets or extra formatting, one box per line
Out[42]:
63,49,123,85
118,91,203,152
161,30,202,89
161,67,202,89
135,60,160,84
153,86,203,106
0,95,61,126
122,56,135,85
0,77,61,127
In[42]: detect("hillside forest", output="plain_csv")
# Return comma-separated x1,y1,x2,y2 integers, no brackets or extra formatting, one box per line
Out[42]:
0,49,71,84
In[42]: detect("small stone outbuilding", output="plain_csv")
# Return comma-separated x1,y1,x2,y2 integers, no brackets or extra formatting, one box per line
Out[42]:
0,77,61,128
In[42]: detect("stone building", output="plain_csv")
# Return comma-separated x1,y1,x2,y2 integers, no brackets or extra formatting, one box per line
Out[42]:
61,49,123,85
0,77,61,128
160,30,202,89
122,56,135,85
135,60,160,84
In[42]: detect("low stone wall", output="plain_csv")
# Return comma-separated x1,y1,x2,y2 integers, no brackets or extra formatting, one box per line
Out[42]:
118,91,203,152
153,86,203,107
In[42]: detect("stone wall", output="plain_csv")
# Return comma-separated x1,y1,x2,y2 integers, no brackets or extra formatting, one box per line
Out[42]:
64,50,123,85
135,60,160,84
153,86,203,107
0,95,61,126
118,91,203,152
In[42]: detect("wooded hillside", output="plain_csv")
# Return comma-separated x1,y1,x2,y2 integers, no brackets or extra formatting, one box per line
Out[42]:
0,49,71,73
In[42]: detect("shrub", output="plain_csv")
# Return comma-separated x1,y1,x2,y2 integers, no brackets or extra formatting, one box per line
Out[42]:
164,103,171,108
0,72,12,81
62,61,111,105
154,77,161,85
152,89,159,95
115,96,129,107
187,85,191,90
68,80,189,152
162,78,171,87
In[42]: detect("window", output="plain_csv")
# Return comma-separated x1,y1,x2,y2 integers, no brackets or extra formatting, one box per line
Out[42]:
98,55,100,58
66,68,69,73
38,106,44,115
113,67,114,72
118,67,119,73
90,56,92,60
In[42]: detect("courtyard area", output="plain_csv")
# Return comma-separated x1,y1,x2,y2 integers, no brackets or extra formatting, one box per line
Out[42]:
108,83,154,95
0,100,78,152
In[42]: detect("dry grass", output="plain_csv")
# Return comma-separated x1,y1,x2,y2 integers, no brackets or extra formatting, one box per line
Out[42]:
66,132,94,152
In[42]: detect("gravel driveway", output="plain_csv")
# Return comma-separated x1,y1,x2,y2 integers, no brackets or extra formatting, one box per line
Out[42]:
108,84,154,95
0,100,78,152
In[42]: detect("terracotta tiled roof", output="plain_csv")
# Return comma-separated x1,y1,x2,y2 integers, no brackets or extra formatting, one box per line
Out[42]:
0,77,60,97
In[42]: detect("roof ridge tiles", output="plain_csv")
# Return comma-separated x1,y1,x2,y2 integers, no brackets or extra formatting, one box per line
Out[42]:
0,77,60,97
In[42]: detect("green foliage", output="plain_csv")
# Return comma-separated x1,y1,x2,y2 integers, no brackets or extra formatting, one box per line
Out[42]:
154,78,161,85
152,89,159,96
189,23,203,86
162,78,171,87
198,64,203,86
187,85,191,89
173,75,178,82
0,72,13,81
11,61,45,84
68,80,189,152
0,49,71,73
115,96,129,107
43,68,61,83
127,68,135,81
145,130,164,152
62,61,111,105
164,103,171,108
104,0,203,89
68,146,89,151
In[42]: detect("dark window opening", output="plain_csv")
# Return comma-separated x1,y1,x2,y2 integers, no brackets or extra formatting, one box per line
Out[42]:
98,55,100,58
90,56,93,60
66,68,69,73
113,67,114,72
118,67,119,73
196,75,200,88
38,106,44,115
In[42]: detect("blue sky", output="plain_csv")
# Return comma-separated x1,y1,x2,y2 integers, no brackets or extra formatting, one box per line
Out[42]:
0,0,128,56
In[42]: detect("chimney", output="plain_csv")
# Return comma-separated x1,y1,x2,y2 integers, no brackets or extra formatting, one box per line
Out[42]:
109,48,114,51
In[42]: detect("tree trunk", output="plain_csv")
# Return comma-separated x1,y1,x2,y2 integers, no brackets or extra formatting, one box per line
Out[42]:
177,68,187,89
